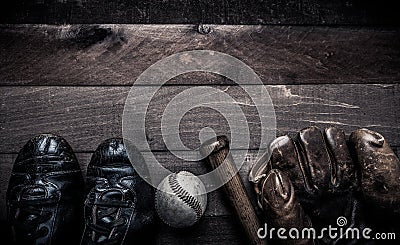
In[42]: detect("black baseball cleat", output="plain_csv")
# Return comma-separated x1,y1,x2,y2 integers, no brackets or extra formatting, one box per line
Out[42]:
6,134,84,245
81,138,155,245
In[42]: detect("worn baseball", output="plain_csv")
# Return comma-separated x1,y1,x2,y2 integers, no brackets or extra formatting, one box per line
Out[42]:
155,171,207,228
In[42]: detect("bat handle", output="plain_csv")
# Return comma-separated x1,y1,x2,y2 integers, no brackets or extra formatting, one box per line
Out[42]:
200,136,267,245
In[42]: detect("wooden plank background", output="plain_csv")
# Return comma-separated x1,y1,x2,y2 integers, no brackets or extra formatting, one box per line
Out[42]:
0,13,399,245
1,25,399,86
1,84,399,153
1,0,400,25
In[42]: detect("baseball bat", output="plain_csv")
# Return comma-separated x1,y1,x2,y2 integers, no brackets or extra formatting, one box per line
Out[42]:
199,136,267,245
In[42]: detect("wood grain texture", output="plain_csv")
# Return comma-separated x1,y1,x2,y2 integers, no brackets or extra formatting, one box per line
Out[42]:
1,0,399,25
0,84,399,153
155,216,248,245
1,25,400,86
1,22,399,244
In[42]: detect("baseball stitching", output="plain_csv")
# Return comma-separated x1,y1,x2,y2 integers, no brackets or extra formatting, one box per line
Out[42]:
168,173,203,220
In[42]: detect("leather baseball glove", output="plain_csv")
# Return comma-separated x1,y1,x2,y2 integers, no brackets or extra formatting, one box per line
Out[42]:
249,127,400,245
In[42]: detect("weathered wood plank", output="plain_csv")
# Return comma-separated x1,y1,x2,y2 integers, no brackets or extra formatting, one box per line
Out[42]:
1,0,399,25
1,25,399,85
0,84,399,153
155,216,248,245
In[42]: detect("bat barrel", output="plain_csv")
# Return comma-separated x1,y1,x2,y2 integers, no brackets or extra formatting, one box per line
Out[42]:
200,136,267,245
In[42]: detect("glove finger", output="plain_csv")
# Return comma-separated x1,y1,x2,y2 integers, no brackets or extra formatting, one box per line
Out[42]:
297,126,332,194
324,127,358,192
349,128,400,214
269,135,312,196
260,169,315,245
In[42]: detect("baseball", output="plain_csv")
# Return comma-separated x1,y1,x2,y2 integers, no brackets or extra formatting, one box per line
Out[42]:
155,171,207,228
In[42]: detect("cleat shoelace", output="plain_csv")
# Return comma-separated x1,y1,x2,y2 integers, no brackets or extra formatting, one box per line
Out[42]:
10,196,58,239
86,194,131,245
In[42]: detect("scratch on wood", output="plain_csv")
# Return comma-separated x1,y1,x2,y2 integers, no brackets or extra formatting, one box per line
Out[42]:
307,121,400,130
233,101,256,107
272,85,360,109
307,120,348,125
370,84,397,88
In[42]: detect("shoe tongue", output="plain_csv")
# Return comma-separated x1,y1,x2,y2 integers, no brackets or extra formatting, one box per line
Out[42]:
21,187,46,200
101,190,123,202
